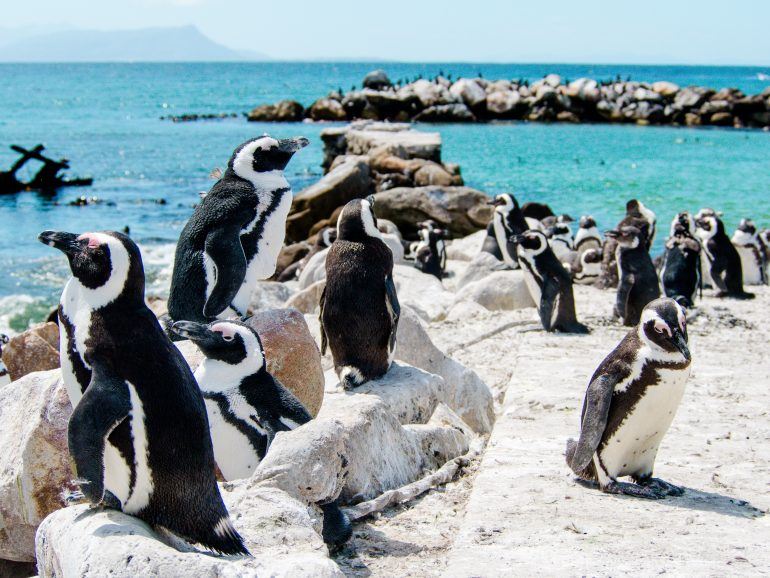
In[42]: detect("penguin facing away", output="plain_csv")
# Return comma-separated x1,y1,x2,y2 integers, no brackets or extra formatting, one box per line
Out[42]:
38,230,248,555
320,196,400,388
660,223,702,308
481,193,529,267
606,225,661,326
168,135,308,328
574,215,602,255
171,319,352,547
695,212,754,299
566,298,691,499
413,219,447,280
624,199,656,250
510,230,589,334
730,218,767,286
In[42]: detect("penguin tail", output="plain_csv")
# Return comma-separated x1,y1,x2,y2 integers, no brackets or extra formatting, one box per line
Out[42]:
340,366,366,389
200,516,250,556
558,322,591,334
319,501,353,549
565,438,578,471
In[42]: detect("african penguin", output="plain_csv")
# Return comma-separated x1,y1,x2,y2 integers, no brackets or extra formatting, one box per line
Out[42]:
481,193,529,267
572,247,603,285
566,298,691,499
171,319,352,547
542,216,574,262
510,230,589,334
625,199,656,250
695,212,754,299
413,220,447,280
167,135,308,330
320,196,400,388
669,211,696,238
606,225,661,326
38,230,247,555
730,219,767,286
660,223,701,308
574,215,602,255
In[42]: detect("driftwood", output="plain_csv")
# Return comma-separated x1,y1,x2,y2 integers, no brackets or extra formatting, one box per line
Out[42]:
343,437,485,521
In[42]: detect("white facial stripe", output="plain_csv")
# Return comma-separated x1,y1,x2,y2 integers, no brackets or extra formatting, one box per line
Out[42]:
196,324,265,392
360,200,382,239
74,233,130,309
322,229,334,246
232,137,286,188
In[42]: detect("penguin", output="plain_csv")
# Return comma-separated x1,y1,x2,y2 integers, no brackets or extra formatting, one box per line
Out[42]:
167,135,308,328
38,230,247,555
277,227,336,282
413,220,447,280
481,193,530,267
510,230,589,334
320,196,400,388
760,229,770,281
669,211,696,238
566,298,691,499
660,223,701,308
730,219,767,286
695,211,754,299
574,215,602,255
625,199,656,250
572,247,603,285
606,225,661,326
542,216,574,262
170,319,352,547
595,200,654,290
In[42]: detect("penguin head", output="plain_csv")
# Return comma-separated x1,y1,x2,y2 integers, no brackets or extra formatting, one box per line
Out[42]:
172,319,265,368
318,227,337,248
605,225,641,249
694,213,722,240
337,196,382,242
39,230,143,305
737,218,757,236
579,215,597,229
230,134,308,178
759,229,770,247
510,230,549,255
670,211,694,237
638,298,690,361
488,193,517,215
627,199,655,224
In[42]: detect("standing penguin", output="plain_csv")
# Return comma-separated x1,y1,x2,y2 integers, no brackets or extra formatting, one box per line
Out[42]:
171,319,352,547
38,230,247,555
660,223,702,308
320,197,400,388
625,199,656,250
566,298,691,499
695,211,754,299
669,211,696,238
481,193,530,267
413,220,447,280
167,135,308,328
510,230,589,334
606,225,661,326
730,219,767,286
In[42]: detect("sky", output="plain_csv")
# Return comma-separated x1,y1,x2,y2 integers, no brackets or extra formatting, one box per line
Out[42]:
2,0,770,65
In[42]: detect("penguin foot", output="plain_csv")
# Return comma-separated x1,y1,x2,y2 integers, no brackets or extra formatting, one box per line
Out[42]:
320,501,353,550
637,477,685,497
63,489,87,505
602,481,664,500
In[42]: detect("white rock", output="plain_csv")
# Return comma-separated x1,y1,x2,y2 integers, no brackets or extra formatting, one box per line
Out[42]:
449,78,487,108
284,279,325,314
456,251,508,289
544,74,562,88
446,299,489,323
248,281,293,312
485,80,513,94
446,230,487,262
0,370,72,562
486,90,521,115
454,270,535,311
393,264,454,322
298,248,328,289
400,79,458,108
652,81,680,97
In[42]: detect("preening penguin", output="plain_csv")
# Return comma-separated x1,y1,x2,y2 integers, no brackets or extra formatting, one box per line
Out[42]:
566,298,691,499
320,196,400,388
167,135,308,328
171,319,352,547
695,211,754,299
481,193,529,267
606,225,661,326
510,230,589,334
731,219,767,286
413,220,447,280
660,222,701,308
38,230,247,555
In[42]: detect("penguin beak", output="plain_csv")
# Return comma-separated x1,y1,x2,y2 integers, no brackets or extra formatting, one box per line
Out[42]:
671,330,691,361
487,198,505,207
38,231,81,255
277,137,309,153
171,320,212,342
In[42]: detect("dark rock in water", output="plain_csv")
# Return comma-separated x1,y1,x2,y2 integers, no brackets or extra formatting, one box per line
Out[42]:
556,111,580,123
247,100,304,122
521,202,554,221
374,186,493,238
363,69,393,91
413,103,476,122
307,98,347,121
162,112,238,122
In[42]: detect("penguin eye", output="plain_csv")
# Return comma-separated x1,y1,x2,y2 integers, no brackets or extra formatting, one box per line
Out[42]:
222,335,234,342
654,326,664,334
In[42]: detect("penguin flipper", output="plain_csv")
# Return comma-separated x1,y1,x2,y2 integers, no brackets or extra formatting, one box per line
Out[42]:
615,272,635,320
568,374,616,474
384,273,401,352
68,360,131,505
538,278,559,331
319,284,328,355
203,224,247,319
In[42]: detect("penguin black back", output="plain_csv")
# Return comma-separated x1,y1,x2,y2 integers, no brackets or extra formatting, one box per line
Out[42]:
483,193,529,267
661,225,701,308
695,211,754,299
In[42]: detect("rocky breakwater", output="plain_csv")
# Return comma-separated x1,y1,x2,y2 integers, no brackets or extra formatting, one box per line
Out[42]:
249,69,770,129
282,122,492,260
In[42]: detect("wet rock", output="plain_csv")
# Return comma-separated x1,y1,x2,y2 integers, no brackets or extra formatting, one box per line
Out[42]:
2,322,60,382
362,69,392,91
247,99,304,122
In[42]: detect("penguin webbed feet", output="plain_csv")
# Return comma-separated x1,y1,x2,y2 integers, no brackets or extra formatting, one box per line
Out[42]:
602,480,665,500
635,476,685,497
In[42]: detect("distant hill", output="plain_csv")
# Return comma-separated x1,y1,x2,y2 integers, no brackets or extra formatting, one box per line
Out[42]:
0,25,269,62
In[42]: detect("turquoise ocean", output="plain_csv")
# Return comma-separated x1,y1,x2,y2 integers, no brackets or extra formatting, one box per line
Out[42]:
1,62,769,333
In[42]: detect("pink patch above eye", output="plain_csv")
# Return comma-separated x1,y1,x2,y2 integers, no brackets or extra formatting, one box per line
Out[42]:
212,324,236,339
77,234,101,248
654,319,671,337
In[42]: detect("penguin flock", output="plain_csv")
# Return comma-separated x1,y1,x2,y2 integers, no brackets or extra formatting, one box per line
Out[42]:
31,134,769,560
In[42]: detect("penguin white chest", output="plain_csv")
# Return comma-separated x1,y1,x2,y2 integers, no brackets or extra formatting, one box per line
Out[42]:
734,244,763,285
519,257,542,304
59,280,93,405
493,215,515,267
204,396,263,481
600,366,690,478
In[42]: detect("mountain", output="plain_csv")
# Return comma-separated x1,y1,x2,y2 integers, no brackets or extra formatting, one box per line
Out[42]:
0,25,269,62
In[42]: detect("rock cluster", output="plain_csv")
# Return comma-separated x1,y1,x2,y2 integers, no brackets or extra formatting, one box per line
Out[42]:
250,71,770,128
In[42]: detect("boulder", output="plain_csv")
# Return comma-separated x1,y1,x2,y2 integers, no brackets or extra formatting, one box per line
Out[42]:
402,79,457,108
413,162,461,187
453,270,535,311
2,322,60,381
633,87,663,102
556,111,580,123
344,124,442,162
652,81,679,97
382,233,406,263
284,279,326,314
709,111,734,126
449,79,487,108
307,98,347,121
486,90,523,117
392,264,454,322
0,370,72,562
247,100,304,122
456,251,509,289
674,86,713,110
565,78,600,102
273,241,311,280
298,248,329,289
287,156,372,242
445,230,486,261
374,186,493,238
248,281,293,312
362,69,392,91
413,103,476,123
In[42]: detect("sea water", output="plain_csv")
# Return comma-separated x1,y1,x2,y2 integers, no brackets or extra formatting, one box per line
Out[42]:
0,62,768,333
